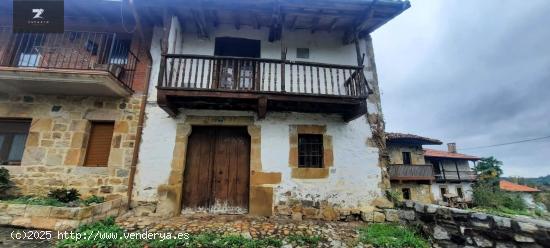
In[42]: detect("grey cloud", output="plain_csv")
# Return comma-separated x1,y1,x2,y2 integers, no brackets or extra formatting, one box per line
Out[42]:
373,0,550,177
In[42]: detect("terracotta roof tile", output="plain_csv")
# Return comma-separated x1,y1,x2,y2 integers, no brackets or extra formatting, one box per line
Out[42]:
386,132,443,145
423,148,480,160
500,180,540,192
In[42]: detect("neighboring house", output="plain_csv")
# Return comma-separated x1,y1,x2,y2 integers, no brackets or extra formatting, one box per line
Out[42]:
425,144,480,203
130,0,410,218
500,180,541,209
386,132,442,204
0,1,152,199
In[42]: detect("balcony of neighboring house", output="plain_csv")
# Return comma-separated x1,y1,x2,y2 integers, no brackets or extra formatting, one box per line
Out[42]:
434,170,477,183
0,27,138,97
388,164,435,182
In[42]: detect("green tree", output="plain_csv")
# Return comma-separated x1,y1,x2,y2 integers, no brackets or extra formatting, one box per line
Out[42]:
0,167,15,198
474,156,503,183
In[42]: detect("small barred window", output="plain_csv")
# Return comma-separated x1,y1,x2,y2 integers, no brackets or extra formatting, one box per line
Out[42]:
298,134,323,168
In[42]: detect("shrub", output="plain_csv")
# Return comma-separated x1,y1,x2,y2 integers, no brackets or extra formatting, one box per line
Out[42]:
386,189,403,203
472,182,504,208
358,223,429,248
0,167,15,198
48,188,80,203
503,194,527,211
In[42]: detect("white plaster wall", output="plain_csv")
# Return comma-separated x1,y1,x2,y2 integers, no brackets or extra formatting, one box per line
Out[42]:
520,193,536,208
174,23,357,65
431,183,473,202
133,20,382,207
258,112,383,209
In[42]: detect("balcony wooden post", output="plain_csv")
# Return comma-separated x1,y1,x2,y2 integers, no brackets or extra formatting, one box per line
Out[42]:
280,47,287,92
158,55,166,87
455,161,461,181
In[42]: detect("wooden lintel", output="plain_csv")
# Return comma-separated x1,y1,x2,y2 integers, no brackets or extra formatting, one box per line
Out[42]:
257,97,268,119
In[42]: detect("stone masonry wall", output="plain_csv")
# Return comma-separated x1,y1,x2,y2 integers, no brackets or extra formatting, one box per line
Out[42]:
0,93,143,199
398,201,550,248
0,197,128,231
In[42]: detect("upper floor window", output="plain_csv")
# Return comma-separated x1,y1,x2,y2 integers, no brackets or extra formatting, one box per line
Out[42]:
84,122,114,167
298,134,324,168
402,151,411,164
296,48,310,59
0,119,31,165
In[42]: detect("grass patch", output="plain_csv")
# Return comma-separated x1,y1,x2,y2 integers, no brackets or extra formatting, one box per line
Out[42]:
1,195,105,207
473,206,548,219
358,223,429,248
287,234,323,247
55,217,285,248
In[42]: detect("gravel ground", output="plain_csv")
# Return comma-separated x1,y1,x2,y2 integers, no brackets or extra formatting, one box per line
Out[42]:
117,213,371,247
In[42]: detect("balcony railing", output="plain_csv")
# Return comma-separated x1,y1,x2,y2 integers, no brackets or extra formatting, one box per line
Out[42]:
435,170,477,182
388,164,435,181
0,27,138,89
158,54,368,98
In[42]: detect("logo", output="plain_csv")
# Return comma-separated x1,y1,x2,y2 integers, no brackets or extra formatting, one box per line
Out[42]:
13,0,64,33
32,8,45,19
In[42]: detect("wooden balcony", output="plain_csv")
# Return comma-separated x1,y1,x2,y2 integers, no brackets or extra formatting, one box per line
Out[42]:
0,27,138,97
157,54,369,121
388,165,435,181
435,170,477,182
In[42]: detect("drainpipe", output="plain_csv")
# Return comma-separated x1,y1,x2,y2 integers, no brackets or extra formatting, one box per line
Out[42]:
126,0,153,208
126,48,152,209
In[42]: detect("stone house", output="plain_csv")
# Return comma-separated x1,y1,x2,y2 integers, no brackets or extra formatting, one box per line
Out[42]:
1,0,413,220
0,0,152,199
386,132,443,204
386,133,480,204
425,144,480,204
129,0,411,219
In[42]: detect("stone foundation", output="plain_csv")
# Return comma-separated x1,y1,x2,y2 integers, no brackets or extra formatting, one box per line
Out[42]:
0,93,143,199
275,196,398,222
0,197,128,231
398,201,550,248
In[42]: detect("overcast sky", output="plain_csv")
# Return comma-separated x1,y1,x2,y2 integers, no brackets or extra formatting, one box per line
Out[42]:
372,0,550,177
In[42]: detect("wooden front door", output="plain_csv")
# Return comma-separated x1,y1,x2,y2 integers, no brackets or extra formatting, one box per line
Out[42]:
182,126,250,214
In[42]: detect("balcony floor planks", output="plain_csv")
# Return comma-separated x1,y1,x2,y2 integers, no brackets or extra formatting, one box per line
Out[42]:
157,87,368,122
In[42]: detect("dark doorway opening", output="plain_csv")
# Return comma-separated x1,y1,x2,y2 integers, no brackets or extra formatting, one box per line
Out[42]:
214,37,261,90
214,37,261,58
